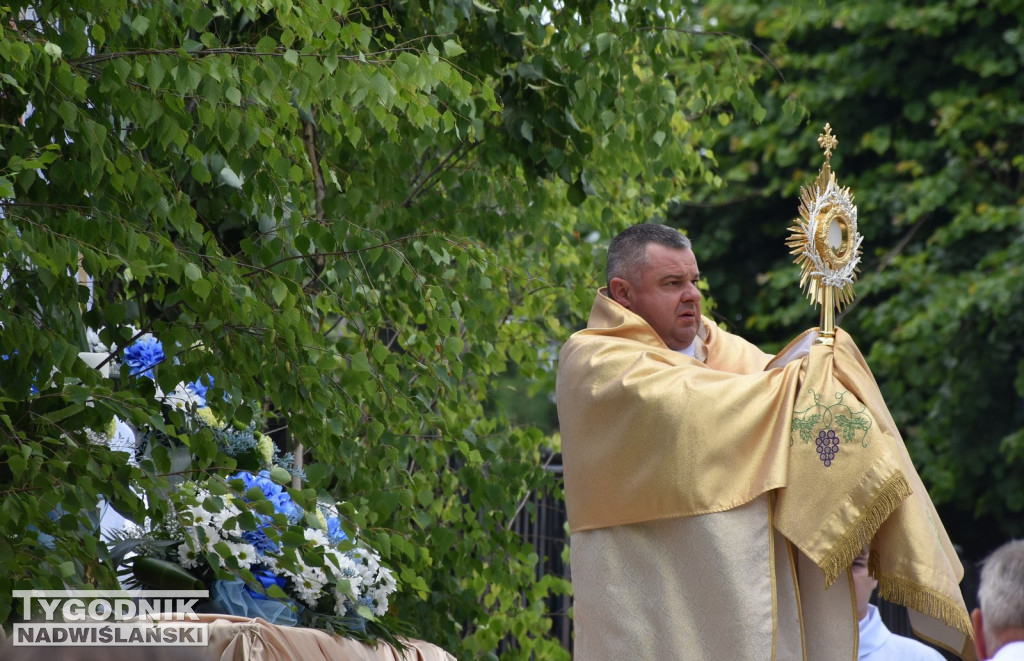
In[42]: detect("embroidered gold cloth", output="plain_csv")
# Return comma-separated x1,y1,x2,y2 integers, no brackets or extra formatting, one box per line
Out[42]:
556,292,974,660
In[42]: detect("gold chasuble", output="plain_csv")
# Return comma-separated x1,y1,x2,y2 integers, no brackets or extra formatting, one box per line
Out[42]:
556,291,974,661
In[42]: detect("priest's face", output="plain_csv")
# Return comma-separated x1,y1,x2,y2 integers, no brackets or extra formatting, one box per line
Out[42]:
610,243,702,350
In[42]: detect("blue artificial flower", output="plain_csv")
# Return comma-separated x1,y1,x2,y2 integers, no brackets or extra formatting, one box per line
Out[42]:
124,336,165,379
326,517,348,545
231,470,302,522
187,374,214,406
242,527,279,554
245,569,288,601
230,471,306,556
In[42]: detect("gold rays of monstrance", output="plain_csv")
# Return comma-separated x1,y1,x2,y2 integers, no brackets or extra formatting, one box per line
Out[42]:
786,123,863,345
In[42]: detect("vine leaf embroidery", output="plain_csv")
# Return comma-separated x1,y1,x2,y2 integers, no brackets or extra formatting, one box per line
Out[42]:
835,413,871,444
792,414,821,443
790,390,873,466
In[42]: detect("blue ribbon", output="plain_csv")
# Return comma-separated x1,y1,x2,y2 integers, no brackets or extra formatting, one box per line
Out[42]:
207,577,299,627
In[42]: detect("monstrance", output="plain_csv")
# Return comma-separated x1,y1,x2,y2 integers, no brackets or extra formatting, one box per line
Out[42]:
786,123,863,346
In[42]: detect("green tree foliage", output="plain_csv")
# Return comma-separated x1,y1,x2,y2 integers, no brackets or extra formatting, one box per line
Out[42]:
689,0,1024,560
0,1,773,655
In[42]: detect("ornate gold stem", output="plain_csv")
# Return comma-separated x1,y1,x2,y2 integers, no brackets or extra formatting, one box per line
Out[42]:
817,287,835,345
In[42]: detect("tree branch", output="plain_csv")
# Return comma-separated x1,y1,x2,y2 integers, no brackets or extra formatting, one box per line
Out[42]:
401,141,476,208
245,232,436,275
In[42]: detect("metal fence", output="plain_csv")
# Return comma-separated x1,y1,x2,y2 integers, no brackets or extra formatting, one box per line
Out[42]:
507,456,572,652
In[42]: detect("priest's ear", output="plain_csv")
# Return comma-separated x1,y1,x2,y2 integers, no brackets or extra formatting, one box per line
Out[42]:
608,277,631,308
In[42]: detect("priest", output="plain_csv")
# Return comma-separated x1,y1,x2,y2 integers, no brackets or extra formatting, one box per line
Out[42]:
555,222,974,660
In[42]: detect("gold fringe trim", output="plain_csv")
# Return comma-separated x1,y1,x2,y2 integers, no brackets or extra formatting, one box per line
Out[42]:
819,470,912,586
877,574,974,638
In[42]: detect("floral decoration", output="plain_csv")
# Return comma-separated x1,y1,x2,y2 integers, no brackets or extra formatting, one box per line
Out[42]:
99,334,402,644
116,469,398,641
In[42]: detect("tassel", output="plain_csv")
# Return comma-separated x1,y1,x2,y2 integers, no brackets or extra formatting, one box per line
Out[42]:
818,471,912,586
877,574,974,637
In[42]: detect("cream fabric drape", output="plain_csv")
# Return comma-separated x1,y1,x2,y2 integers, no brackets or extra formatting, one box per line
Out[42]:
149,613,456,661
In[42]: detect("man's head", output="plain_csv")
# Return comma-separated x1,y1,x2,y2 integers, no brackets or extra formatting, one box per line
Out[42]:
851,545,878,621
606,223,702,350
972,539,1024,659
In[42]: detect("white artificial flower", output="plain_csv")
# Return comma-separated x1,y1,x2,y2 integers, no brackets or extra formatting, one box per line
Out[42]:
211,507,235,530
197,524,222,549
323,549,355,576
223,541,259,569
184,505,212,528
303,528,329,547
303,565,328,591
366,588,390,616
328,555,364,611
281,563,327,607
177,542,200,569
293,584,320,607
333,584,354,615
162,383,204,410
86,328,109,353
363,566,397,616
352,548,383,586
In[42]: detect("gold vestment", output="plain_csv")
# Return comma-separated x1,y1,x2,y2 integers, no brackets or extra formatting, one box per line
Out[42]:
556,292,973,660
